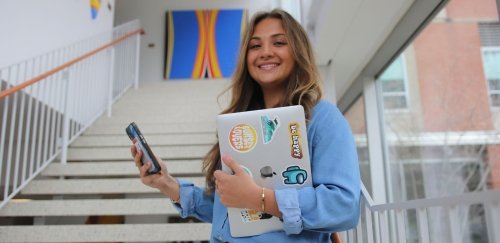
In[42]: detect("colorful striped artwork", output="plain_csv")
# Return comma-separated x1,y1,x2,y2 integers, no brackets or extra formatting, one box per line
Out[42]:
164,9,247,80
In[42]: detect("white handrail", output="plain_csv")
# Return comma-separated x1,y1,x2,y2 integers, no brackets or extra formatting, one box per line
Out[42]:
0,20,143,209
345,182,500,242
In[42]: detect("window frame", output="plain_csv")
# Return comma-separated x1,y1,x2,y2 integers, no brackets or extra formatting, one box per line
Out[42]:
378,54,410,113
481,47,500,110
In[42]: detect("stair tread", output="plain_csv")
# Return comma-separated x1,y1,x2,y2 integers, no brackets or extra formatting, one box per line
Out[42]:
0,223,211,242
22,177,205,195
42,160,203,176
67,145,211,161
0,198,181,216
71,133,216,147
85,122,216,134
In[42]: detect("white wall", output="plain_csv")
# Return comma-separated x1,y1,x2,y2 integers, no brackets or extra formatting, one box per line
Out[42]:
0,0,115,68
318,64,337,104
114,0,273,83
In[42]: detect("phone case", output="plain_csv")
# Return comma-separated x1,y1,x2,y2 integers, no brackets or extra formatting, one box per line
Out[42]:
125,122,161,174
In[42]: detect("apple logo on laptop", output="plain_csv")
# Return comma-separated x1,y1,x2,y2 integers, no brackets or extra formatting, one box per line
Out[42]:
260,166,276,178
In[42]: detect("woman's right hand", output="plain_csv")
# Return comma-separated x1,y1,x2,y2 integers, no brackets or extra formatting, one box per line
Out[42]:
130,142,180,201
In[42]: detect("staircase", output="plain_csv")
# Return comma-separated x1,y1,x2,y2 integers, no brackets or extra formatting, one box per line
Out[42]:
0,80,230,242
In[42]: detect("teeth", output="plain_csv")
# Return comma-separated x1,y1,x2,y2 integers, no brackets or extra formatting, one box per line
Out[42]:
259,64,278,70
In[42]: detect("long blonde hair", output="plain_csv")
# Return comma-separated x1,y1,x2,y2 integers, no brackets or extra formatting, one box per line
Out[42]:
202,9,322,193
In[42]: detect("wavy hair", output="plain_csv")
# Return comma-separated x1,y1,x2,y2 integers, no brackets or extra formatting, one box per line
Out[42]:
202,9,323,193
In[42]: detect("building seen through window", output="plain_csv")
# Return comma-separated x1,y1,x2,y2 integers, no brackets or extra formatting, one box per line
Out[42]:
343,1,500,242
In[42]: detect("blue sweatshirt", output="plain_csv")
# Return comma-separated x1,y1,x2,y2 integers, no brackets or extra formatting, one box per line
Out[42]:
174,100,361,242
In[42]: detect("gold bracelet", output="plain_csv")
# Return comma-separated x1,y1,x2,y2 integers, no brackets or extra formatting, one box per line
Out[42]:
261,187,265,212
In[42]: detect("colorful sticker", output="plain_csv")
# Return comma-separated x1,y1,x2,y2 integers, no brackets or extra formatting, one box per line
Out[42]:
229,124,257,152
261,115,280,144
240,209,273,223
288,122,303,159
282,165,308,185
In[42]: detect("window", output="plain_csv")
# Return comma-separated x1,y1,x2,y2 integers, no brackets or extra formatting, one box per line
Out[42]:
378,55,409,111
479,22,500,109
482,48,500,107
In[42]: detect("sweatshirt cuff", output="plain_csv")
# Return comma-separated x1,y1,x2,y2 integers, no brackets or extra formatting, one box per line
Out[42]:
275,188,303,234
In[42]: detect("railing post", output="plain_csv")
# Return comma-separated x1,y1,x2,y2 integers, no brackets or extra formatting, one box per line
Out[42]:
395,209,407,242
416,208,430,243
356,216,363,242
107,47,115,117
365,202,374,243
447,205,462,243
60,70,71,164
373,213,381,243
379,210,390,243
134,32,141,90
484,202,500,243
347,229,355,242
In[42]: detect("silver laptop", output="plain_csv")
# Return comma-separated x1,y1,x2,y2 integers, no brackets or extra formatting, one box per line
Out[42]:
216,105,312,237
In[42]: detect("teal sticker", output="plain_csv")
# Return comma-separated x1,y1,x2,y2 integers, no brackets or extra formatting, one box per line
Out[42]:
282,166,308,185
261,115,280,144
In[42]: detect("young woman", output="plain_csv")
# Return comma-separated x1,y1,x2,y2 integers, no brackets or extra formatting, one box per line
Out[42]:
131,9,360,242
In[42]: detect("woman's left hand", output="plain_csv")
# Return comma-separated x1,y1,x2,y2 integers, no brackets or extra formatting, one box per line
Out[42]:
213,155,261,210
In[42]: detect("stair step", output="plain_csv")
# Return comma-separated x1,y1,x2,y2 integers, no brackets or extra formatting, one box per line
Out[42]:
0,198,181,216
21,177,205,195
111,102,223,113
3,81,223,242
71,133,216,147
42,161,203,177
0,223,211,242
67,145,212,161
85,122,216,135
118,79,229,98
94,107,222,123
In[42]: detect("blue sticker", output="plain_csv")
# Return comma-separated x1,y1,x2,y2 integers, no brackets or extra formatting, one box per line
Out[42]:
282,166,308,185
261,115,280,144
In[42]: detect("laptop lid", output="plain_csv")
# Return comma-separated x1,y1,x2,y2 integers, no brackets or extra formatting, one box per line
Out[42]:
216,105,312,237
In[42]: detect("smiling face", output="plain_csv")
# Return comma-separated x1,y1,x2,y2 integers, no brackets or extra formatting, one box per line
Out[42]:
246,17,295,94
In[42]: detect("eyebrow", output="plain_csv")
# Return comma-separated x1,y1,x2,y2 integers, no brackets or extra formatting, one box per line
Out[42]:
250,33,287,40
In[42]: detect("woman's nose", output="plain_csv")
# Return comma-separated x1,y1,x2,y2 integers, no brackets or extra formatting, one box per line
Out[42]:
260,44,274,58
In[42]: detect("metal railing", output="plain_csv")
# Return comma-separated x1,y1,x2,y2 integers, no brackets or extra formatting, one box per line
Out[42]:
0,20,143,209
344,184,500,243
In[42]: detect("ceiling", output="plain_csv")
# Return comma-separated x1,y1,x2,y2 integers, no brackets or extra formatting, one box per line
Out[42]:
301,0,447,108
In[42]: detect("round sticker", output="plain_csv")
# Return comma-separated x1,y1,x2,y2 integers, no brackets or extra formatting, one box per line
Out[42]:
229,124,257,152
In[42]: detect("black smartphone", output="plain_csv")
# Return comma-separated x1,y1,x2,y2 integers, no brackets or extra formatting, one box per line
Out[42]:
125,122,161,174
